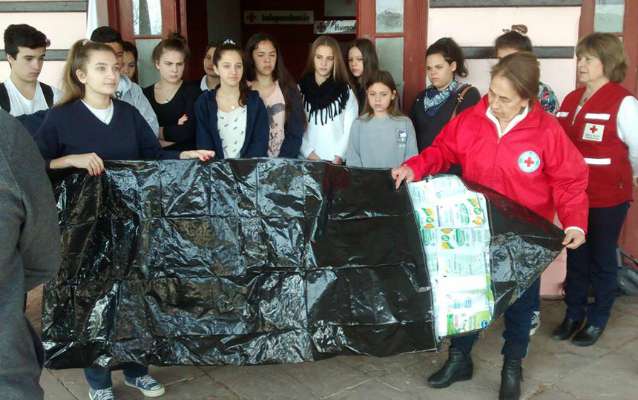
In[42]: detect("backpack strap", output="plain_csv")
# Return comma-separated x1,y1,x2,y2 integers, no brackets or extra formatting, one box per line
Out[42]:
0,82,11,112
451,84,473,120
40,82,54,107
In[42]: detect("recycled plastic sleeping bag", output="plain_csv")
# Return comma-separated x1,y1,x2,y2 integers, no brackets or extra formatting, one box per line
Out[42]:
42,159,564,369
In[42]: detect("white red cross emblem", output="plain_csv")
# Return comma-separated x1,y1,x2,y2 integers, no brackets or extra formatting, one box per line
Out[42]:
518,151,541,173
583,123,605,142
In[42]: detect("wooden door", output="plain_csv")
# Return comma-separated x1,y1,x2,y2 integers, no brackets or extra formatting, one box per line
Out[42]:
108,0,180,87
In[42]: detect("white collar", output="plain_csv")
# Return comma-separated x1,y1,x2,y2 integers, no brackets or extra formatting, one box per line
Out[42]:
5,76,40,98
81,99,114,124
200,75,209,91
486,106,529,138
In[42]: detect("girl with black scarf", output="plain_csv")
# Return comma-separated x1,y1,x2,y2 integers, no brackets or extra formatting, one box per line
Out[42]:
299,36,358,164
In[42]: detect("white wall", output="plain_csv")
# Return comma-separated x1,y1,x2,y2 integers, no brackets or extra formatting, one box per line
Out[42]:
427,6,581,103
0,10,87,88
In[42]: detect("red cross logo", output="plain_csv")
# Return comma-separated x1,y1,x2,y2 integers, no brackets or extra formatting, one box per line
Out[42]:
518,151,540,173
247,12,257,23
590,125,598,134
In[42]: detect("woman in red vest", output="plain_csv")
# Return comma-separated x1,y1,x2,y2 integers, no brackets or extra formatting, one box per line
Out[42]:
552,33,638,346
392,52,588,400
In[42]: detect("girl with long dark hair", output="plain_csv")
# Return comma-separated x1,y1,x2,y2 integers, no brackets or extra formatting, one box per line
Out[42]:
244,33,305,158
347,38,379,114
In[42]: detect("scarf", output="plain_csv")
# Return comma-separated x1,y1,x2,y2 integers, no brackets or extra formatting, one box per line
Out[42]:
423,79,459,117
298,73,350,125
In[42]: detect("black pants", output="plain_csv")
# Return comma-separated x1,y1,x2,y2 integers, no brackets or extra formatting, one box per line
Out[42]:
450,278,540,360
565,203,629,328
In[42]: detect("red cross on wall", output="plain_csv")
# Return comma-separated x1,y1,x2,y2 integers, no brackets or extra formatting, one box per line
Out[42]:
524,157,535,168
247,12,257,23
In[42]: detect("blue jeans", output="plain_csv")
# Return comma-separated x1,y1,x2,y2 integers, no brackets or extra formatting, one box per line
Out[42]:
565,203,629,328
84,363,148,390
450,278,541,360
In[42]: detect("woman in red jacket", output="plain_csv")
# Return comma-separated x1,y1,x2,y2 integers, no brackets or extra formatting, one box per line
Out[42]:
392,52,588,400
552,33,638,347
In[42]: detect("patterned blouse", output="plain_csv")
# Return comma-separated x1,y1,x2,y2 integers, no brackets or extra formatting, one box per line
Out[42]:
538,81,559,114
217,106,247,158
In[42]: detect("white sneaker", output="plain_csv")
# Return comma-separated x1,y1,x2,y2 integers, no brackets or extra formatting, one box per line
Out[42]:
124,374,166,397
89,387,114,400
530,311,541,336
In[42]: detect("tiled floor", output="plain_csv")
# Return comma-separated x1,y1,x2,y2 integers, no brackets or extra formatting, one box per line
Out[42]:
29,290,638,400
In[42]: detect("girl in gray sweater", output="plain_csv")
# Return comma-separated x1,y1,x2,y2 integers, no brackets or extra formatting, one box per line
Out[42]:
346,70,417,168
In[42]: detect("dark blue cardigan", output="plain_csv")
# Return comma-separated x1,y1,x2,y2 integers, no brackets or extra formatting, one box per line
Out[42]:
278,85,305,158
195,89,269,159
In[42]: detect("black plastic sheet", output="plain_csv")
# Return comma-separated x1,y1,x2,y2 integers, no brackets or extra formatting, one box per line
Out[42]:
42,160,563,369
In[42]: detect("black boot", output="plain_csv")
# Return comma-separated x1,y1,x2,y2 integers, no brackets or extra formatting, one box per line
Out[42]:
571,324,604,346
499,357,523,400
427,348,473,388
551,317,584,341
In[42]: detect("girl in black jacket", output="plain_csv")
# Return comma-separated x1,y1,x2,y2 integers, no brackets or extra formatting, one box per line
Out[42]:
143,33,201,151
410,37,480,152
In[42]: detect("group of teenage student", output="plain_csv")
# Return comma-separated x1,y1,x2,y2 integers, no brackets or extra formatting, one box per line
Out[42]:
3,21,638,400
3,24,553,171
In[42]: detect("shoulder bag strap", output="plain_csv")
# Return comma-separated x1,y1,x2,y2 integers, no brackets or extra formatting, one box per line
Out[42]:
451,84,473,120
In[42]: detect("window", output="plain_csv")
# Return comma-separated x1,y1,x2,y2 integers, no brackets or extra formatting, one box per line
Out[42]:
594,0,624,33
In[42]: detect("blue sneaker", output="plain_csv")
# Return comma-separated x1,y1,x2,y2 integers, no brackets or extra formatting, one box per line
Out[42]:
124,374,165,397
88,387,114,400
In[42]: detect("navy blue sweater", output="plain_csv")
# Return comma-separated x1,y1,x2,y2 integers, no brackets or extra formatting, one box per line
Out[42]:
277,85,305,158
195,89,269,159
34,99,179,163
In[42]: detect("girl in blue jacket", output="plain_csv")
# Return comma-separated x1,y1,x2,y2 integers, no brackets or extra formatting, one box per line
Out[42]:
195,40,269,159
